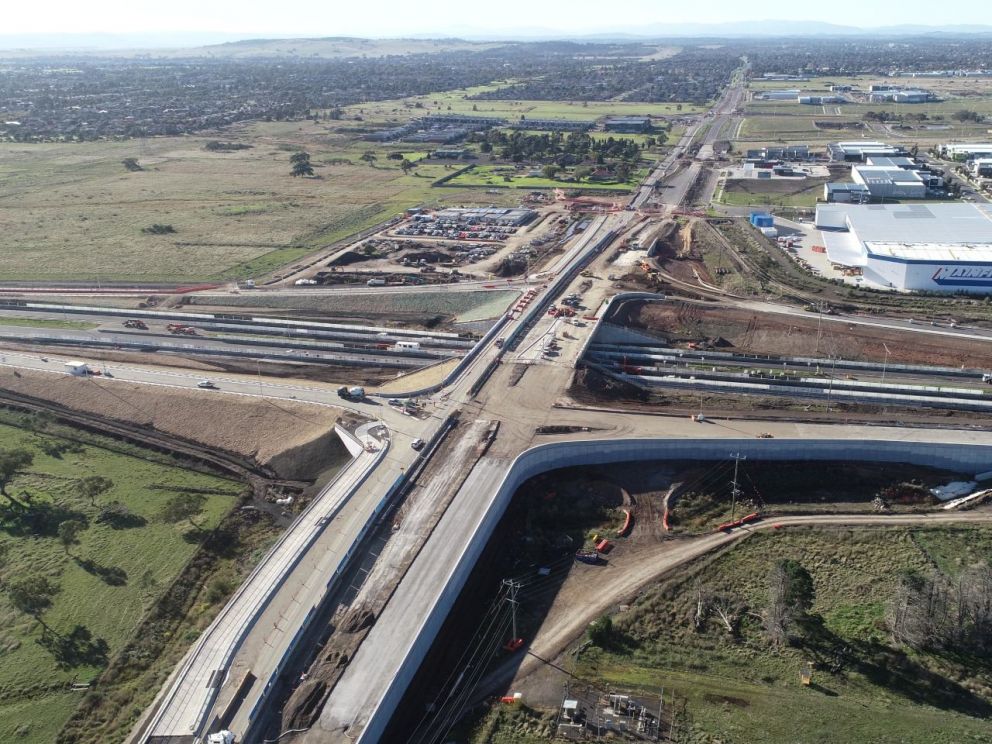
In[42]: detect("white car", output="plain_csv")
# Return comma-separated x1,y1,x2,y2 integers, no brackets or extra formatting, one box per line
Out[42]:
411,438,425,451
197,380,218,389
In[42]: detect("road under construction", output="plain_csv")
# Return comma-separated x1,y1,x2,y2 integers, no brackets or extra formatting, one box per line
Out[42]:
4,70,991,744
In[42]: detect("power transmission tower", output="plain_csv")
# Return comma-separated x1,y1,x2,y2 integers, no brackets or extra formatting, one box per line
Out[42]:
730,452,746,521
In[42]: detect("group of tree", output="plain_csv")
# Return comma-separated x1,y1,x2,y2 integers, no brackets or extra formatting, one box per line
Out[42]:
289,151,315,177
951,109,985,123
887,565,992,655
474,129,645,166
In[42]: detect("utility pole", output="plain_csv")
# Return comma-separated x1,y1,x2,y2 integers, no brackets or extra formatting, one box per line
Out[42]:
881,342,891,385
814,301,824,355
730,452,746,522
656,687,664,742
502,579,521,642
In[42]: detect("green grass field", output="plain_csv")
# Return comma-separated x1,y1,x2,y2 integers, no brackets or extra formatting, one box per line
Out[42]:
0,417,243,744
572,527,992,744
0,316,97,331
0,120,517,283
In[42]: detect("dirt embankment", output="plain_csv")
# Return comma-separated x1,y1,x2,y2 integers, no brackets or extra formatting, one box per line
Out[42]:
0,366,345,479
631,301,992,368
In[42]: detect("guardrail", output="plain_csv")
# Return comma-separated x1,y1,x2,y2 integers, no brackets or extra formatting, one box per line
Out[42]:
140,437,389,743
0,301,460,340
239,414,459,739
381,313,513,399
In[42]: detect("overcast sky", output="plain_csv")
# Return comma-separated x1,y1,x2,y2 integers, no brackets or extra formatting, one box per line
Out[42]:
4,0,992,36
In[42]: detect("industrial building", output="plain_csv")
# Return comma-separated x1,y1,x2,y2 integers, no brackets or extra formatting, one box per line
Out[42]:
868,89,936,103
939,143,992,161
745,145,811,161
825,155,941,202
798,95,845,105
815,203,992,292
508,118,592,132
757,89,801,101
828,141,908,162
824,182,871,203
603,116,652,133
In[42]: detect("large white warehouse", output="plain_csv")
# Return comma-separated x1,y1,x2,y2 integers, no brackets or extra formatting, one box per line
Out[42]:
815,203,992,292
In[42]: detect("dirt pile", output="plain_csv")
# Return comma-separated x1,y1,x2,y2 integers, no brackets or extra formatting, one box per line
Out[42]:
0,366,344,478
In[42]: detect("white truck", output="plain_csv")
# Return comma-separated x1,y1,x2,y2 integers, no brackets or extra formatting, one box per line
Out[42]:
207,732,236,744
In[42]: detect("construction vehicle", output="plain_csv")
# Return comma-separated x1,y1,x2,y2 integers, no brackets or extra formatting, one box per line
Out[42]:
166,323,197,336
122,319,148,330
574,550,605,565
337,385,366,400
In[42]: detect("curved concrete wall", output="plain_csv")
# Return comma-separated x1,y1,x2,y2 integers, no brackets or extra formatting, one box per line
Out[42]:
360,435,992,742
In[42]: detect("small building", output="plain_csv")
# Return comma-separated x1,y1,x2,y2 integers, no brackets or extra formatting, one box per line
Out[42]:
603,116,652,133
432,148,469,159
824,182,871,203
829,84,853,92
745,145,810,161
850,165,929,199
828,141,908,162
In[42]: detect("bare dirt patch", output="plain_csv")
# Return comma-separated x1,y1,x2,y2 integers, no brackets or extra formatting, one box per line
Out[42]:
627,301,992,368
0,366,343,477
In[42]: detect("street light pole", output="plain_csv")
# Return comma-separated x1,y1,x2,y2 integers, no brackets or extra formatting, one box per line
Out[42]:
881,342,891,385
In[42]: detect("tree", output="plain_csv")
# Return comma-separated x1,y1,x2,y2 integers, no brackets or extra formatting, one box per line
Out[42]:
0,448,33,502
289,151,311,165
291,161,315,177
5,575,59,628
541,164,560,180
766,559,815,644
58,519,85,555
360,150,378,167
588,615,613,646
400,159,415,174
121,158,143,172
76,476,113,507
159,492,207,530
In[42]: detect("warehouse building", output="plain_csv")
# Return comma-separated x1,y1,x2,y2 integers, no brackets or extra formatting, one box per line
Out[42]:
815,203,992,292
828,141,908,162
939,143,992,161
603,116,652,133
757,89,801,101
745,145,811,161
798,95,845,105
508,119,593,132
868,89,935,103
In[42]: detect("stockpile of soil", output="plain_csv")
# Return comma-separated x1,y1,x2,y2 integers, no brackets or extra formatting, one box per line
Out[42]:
0,365,344,478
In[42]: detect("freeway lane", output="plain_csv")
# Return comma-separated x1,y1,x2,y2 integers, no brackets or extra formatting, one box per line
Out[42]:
141,438,388,742
124,211,627,744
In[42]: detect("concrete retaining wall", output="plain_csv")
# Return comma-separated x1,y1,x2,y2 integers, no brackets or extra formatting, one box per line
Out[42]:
359,435,992,742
